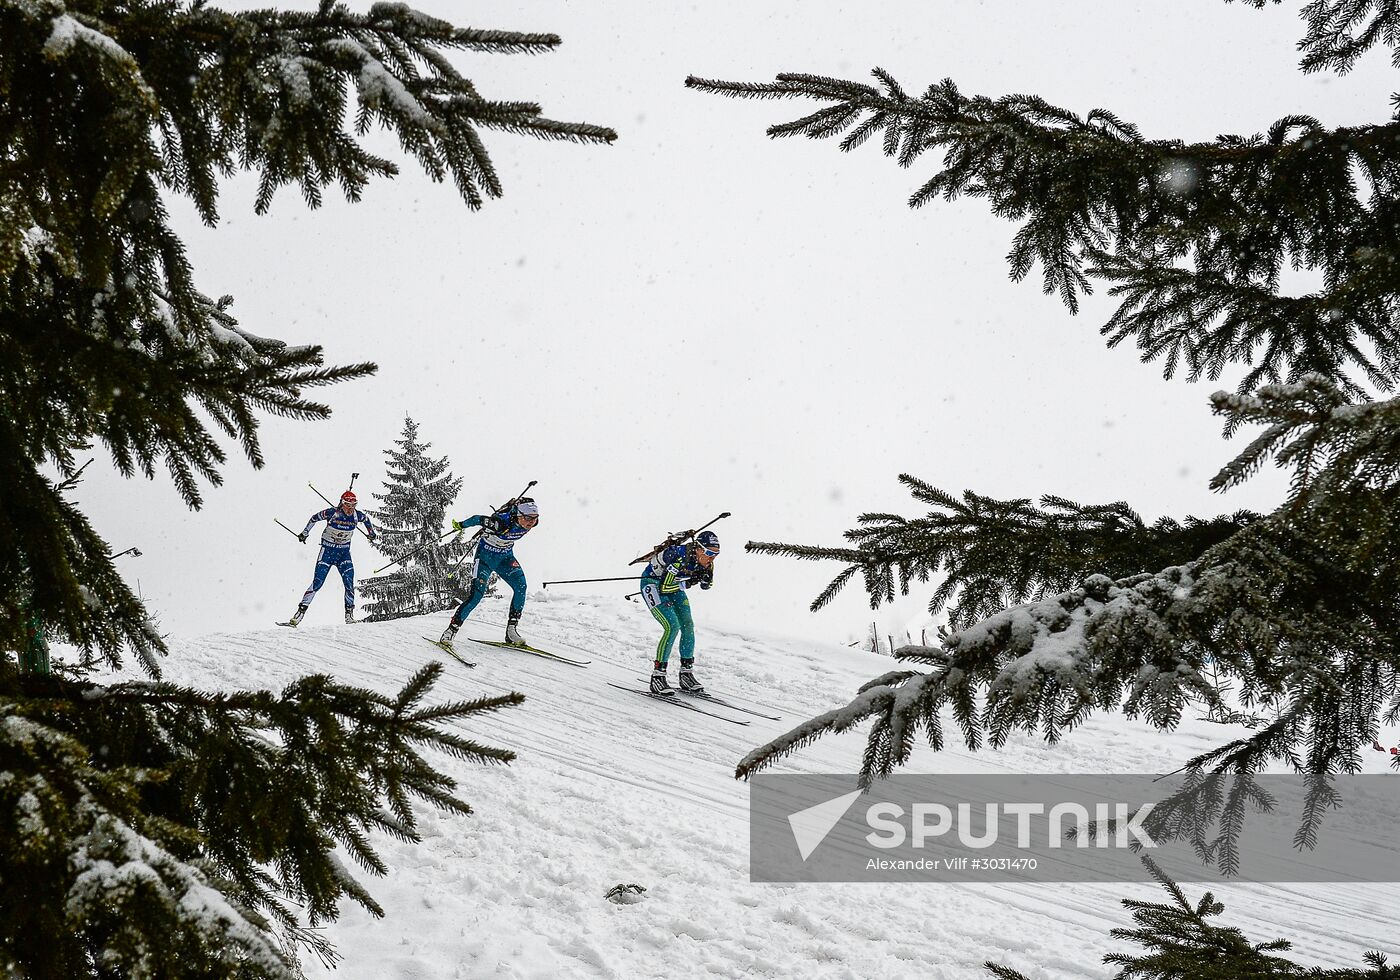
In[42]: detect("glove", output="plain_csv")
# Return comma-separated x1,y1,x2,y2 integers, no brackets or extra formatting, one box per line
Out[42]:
451,519,465,532
700,580,711,590
367,532,377,543
297,532,308,543
483,515,505,533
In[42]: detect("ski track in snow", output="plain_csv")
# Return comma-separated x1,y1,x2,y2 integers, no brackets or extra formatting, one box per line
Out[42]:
94,592,1400,979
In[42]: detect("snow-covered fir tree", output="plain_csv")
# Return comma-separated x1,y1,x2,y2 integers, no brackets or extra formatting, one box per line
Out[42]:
361,416,471,619
986,856,1391,979
0,1,613,975
693,2,1400,969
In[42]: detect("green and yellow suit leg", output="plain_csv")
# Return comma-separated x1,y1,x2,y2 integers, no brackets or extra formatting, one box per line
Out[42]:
640,576,695,673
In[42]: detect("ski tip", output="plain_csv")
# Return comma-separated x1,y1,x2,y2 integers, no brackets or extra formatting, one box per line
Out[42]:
421,637,476,667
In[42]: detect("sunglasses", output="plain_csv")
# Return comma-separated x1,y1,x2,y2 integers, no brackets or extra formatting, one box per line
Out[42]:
518,513,539,523
699,546,719,557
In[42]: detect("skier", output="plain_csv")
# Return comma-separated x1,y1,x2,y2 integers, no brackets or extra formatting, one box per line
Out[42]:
639,530,720,695
285,490,377,626
438,497,540,647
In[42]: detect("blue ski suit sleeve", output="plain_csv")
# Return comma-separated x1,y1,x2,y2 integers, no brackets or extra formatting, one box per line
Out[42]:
457,510,532,554
302,508,334,537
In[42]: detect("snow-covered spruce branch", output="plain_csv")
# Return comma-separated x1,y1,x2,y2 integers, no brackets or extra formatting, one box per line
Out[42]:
1,708,299,977
1091,249,1400,394
1228,0,1400,73
11,664,525,941
685,68,1400,390
187,1,617,213
987,853,1393,978
1210,375,1400,502
747,474,1257,631
737,513,1400,797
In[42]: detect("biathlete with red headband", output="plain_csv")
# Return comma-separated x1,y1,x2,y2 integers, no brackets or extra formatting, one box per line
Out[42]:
283,490,377,626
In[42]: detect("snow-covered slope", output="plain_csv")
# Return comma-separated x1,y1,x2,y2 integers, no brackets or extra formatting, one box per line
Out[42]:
100,592,1398,979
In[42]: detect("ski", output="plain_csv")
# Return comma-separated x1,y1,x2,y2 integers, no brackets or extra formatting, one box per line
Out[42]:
468,638,590,667
422,637,476,668
275,622,300,628
605,682,750,725
632,678,780,720
473,620,594,658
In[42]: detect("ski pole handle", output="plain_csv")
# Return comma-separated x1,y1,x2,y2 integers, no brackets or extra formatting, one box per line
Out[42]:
696,511,731,535
274,519,302,539
489,479,538,516
622,574,698,599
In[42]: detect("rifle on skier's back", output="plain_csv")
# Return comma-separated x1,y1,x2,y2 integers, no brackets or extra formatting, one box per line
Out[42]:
375,479,538,576
627,511,730,566
444,480,538,580
542,511,731,591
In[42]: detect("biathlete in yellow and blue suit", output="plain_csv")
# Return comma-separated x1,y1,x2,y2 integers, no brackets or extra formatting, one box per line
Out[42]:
639,530,720,695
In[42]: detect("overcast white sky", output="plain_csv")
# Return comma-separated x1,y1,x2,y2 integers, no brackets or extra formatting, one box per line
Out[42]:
72,1,1395,651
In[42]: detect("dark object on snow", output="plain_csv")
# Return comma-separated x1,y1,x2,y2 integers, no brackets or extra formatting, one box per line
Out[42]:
604,883,647,905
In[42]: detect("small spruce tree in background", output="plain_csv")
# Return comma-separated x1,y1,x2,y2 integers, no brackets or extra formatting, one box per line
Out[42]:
688,0,1400,887
361,415,471,620
986,859,1393,980
0,1,614,975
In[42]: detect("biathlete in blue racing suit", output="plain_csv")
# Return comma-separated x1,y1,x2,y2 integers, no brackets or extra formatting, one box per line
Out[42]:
286,490,377,626
438,497,540,647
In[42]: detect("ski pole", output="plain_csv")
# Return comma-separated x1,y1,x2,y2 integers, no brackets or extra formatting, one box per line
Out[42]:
543,575,643,588
274,519,302,539
444,536,478,580
309,482,373,540
372,527,461,575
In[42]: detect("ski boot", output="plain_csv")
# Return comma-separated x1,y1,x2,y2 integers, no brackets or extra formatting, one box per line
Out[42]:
344,608,355,625
504,611,525,647
678,660,706,695
288,604,308,628
439,622,459,646
650,663,674,696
